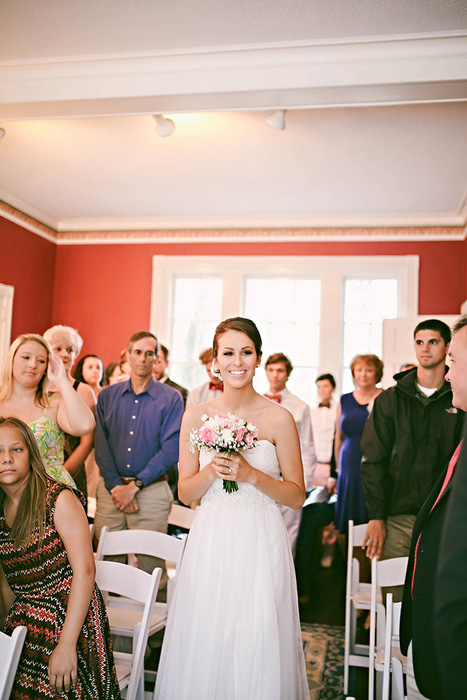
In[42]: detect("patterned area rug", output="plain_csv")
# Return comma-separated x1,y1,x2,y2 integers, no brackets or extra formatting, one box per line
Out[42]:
302,624,345,700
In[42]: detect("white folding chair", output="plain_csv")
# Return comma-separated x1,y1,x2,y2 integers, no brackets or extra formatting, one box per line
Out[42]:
369,556,408,700
378,594,407,700
96,526,187,611
344,520,383,694
0,625,27,700
96,527,187,687
167,503,197,530
95,560,162,700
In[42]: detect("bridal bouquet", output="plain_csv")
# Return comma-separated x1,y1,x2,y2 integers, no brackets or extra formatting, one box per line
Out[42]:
189,413,259,493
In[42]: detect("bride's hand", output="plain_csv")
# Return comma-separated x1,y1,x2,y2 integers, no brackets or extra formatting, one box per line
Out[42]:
211,452,252,483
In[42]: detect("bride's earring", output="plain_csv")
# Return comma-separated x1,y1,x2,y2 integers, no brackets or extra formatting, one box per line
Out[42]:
212,364,222,377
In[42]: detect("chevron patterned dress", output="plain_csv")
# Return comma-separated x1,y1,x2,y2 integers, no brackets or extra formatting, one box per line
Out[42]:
0,481,121,699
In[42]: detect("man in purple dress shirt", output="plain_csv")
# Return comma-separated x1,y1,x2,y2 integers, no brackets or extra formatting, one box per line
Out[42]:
94,331,184,577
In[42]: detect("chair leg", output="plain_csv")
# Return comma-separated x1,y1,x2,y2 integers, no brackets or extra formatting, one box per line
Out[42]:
350,603,357,653
376,668,383,700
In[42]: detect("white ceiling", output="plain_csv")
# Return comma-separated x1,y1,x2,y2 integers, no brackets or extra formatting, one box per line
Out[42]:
0,0,466,238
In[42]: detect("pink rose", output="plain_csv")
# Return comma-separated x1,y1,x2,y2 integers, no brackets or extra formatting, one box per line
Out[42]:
199,426,214,446
235,428,246,443
245,433,254,447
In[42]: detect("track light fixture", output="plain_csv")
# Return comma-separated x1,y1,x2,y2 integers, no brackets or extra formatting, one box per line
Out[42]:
153,114,175,137
265,110,286,130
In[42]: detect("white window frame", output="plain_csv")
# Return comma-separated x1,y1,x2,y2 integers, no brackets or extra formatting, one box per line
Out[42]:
150,255,419,393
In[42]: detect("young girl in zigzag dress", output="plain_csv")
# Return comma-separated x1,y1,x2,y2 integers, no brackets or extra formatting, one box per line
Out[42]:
0,416,120,700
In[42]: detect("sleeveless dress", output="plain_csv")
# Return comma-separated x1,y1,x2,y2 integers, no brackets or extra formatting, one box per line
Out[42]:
0,481,121,700
335,392,369,535
154,440,309,700
62,380,88,505
29,414,77,489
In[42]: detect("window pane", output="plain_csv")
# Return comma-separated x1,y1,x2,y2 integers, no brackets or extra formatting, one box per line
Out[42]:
172,277,222,320
342,278,398,383
169,277,222,390
244,277,321,405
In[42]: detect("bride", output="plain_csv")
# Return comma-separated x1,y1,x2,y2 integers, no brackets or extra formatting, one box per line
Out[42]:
155,317,309,700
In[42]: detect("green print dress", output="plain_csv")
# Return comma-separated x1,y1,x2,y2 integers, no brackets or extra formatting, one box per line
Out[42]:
29,414,76,489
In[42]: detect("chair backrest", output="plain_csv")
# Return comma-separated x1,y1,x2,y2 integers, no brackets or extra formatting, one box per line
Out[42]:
96,526,187,566
369,557,408,700
0,626,27,700
372,557,408,590
349,520,368,549
347,520,368,595
167,503,196,529
95,560,162,700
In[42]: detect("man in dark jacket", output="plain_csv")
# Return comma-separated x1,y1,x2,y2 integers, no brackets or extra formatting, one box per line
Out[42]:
433,318,467,700
360,319,463,570
400,316,467,699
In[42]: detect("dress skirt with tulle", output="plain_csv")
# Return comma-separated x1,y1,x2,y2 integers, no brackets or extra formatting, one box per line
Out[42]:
154,441,308,700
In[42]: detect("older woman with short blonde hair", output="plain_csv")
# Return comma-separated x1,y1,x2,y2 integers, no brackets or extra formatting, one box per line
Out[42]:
43,325,96,504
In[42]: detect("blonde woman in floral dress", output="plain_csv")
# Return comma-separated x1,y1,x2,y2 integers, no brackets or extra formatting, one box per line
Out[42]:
0,334,95,488
155,318,308,700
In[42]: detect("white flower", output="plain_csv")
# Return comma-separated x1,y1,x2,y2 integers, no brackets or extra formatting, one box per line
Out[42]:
221,428,234,444
201,413,208,421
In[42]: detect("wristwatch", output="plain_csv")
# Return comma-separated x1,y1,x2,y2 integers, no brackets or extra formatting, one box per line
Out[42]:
134,478,144,490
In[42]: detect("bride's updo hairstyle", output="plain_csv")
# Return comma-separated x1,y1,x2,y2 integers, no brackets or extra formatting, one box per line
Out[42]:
212,317,262,360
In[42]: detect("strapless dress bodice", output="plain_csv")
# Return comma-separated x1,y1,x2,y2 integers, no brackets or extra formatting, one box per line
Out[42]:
200,440,280,509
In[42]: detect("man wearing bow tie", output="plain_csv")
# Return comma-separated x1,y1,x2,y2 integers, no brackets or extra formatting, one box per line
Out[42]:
186,348,223,407
310,374,338,487
264,352,317,552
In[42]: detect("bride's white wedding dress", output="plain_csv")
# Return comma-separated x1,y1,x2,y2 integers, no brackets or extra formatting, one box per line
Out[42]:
154,440,309,700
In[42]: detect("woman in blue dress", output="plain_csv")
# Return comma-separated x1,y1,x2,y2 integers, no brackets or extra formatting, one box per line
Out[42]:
335,354,383,536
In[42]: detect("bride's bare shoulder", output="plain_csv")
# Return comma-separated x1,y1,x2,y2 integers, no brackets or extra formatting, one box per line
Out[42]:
265,399,295,429
253,395,295,436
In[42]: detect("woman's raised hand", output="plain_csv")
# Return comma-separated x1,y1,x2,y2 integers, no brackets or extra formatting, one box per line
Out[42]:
211,452,253,484
47,353,68,388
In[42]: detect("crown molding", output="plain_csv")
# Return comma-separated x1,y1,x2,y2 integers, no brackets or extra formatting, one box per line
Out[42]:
53,226,467,244
1,201,465,244
1,33,466,120
0,200,57,243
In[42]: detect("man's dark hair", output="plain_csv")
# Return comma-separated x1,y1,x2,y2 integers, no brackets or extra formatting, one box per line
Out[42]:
127,331,159,355
452,315,467,335
159,344,169,361
413,319,451,346
316,373,336,389
265,352,293,376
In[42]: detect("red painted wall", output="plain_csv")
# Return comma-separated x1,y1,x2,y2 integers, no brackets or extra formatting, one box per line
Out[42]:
53,238,467,366
0,217,56,339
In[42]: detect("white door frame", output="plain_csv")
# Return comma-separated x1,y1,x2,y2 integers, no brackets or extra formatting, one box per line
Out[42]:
0,283,14,374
